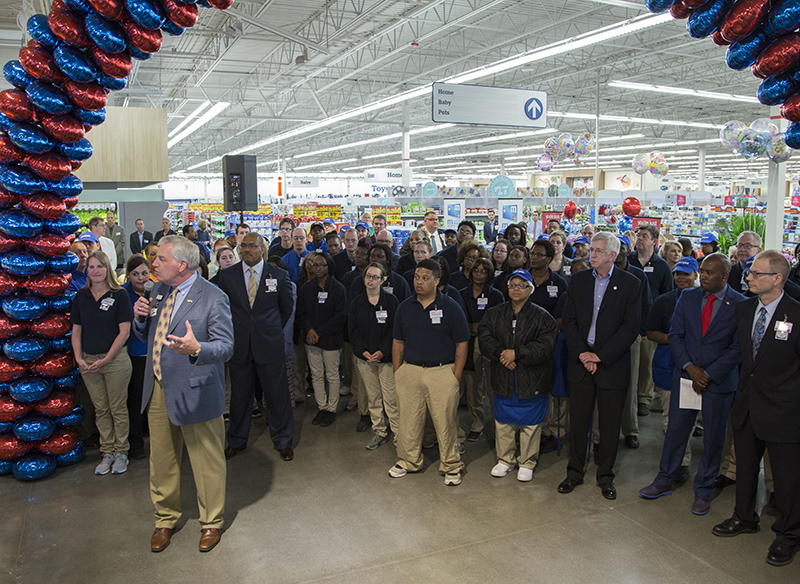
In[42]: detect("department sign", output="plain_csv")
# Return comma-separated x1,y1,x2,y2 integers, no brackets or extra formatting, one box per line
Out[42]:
432,82,548,128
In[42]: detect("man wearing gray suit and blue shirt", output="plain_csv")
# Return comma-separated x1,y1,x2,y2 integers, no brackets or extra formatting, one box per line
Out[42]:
133,236,234,554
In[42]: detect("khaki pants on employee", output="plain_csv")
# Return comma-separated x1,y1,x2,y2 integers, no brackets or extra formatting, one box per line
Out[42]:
637,337,657,405
496,421,542,470
395,363,463,474
148,378,226,529
462,337,488,434
81,350,132,456
357,360,399,437
306,345,340,412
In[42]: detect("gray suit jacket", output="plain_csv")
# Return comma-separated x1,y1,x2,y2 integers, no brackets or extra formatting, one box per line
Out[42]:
135,276,234,426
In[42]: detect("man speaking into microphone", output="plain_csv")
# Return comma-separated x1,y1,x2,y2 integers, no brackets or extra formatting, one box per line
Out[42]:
133,236,234,553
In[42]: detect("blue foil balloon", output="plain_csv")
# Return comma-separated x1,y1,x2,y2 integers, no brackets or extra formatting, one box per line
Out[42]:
54,45,99,83
44,212,81,236
0,112,13,132
765,0,800,37
161,19,185,36
687,0,734,39
726,31,769,71
85,12,127,53
47,293,75,313
645,0,675,13
3,61,35,90
55,441,85,466
0,420,11,433
97,72,127,90
1,252,48,276
57,138,93,161
56,404,85,427
27,15,60,51
0,382,10,395
0,209,45,238
126,0,166,30
50,334,72,353
0,459,11,474
12,453,56,480
47,251,79,273
63,0,93,16
4,337,50,363
73,107,106,126
0,165,46,194
45,174,83,198
757,69,800,106
9,376,52,401
7,123,56,155
53,368,81,389
785,121,800,149
3,296,48,320
13,415,56,441
128,45,153,61
25,81,73,115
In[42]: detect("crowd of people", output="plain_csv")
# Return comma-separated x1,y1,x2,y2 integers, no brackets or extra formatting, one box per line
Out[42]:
65,211,799,564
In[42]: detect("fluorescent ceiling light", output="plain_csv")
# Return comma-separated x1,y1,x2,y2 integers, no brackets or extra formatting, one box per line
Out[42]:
168,102,231,149
608,81,760,104
292,158,358,171
168,101,211,138
550,111,721,130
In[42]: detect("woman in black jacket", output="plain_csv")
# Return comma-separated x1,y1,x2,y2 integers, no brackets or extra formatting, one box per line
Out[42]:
297,252,346,427
348,243,411,302
478,269,558,482
348,262,400,450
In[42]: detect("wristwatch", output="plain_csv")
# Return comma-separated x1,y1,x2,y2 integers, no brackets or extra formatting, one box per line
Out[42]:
192,346,201,358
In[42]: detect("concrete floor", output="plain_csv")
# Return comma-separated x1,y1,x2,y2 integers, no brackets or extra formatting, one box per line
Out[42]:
2,398,797,584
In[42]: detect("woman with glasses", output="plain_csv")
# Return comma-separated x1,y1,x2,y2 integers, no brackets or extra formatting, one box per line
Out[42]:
348,243,411,302
492,238,510,279
402,239,433,287
529,240,569,316
549,231,573,280
349,262,400,450
498,245,530,299
297,251,318,287
450,242,490,291
460,257,504,442
478,269,559,481
396,230,430,273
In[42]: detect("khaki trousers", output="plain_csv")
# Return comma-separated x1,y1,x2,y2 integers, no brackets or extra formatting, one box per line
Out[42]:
353,355,369,416
546,396,569,437
306,345,340,412
148,378,226,529
356,360,399,437
637,337,657,405
496,421,542,470
293,342,309,401
395,364,463,474
81,350,132,455
622,335,641,436
462,338,487,433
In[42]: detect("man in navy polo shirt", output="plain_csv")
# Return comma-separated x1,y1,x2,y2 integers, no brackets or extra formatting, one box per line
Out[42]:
389,258,470,486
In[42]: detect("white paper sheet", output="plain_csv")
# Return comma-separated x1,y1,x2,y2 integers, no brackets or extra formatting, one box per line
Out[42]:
679,378,702,410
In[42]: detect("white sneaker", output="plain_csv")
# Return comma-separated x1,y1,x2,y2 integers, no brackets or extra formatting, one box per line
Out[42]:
95,453,114,475
491,461,514,478
444,472,462,486
388,464,407,478
111,453,129,474
517,467,534,482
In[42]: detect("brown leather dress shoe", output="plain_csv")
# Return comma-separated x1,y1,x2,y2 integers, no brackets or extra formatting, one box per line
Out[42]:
151,527,172,552
199,528,221,552
279,448,294,461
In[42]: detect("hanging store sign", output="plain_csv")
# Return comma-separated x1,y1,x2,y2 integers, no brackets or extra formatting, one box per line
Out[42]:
287,177,319,188
443,199,465,230
365,168,405,183
498,199,524,230
431,82,548,128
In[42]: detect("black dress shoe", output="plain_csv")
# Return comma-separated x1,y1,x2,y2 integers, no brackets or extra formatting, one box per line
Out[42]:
599,482,617,500
539,434,557,453
625,435,640,449
356,414,372,432
129,446,147,460
767,541,798,567
713,475,736,489
311,410,325,425
319,411,336,427
712,517,760,538
557,477,584,493
279,448,294,461
224,446,244,459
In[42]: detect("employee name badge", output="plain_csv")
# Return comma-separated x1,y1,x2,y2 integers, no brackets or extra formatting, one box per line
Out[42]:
775,318,793,341
376,310,388,324
563,265,571,276
430,309,443,324
644,266,654,273
495,269,504,278
512,319,517,333
265,278,278,293
384,286,394,295
547,285,558,298
99,297,115,311
477,297,489,310
150,294,163,317
318,291,328,304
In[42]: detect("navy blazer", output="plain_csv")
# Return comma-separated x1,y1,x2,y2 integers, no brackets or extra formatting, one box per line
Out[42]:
217,261,293,365
668,285,745,395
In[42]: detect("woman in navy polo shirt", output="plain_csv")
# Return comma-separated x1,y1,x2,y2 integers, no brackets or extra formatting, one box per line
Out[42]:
71,251,133,476
529,239,569,317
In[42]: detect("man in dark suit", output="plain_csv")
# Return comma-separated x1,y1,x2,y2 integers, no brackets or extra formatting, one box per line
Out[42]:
559,232,641,500
133,236,234,553
639,253,745,516
713,250,800,567
483,209,498,243
217,232,295,461
130,218,153,256
422,211,447,254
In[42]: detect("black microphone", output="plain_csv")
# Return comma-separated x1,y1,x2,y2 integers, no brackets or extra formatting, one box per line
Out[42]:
138,280,155,323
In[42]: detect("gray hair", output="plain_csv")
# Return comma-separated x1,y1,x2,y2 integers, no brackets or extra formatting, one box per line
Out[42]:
592,231,620,255
739,230,763,248
159,235,200,271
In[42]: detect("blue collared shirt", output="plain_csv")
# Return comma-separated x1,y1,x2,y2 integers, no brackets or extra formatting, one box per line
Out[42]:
751,292,783,339
170,271,198,323
588,264,614,347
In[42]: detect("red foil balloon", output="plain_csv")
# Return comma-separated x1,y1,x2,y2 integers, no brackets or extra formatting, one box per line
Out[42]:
22,192,68,219
682,0,710,7
711,29,731,46
19,44,64,83
32,353,74,377
781,90,800,122
89,46,132,79
0,89,35,122
751,63,769,79
720,0,770,44
37,427,78,456
63,80,108,111
208,0,234,9
52,0,68,10
0,134,27,164
49,9,93,48
69,161,82,172
24,153,73,181
27,233,71,256
63,195,79,208
25,272,72,297
754,33,800,77
0,271,23,295
0,433,33,458
670,0,694,19
0,313,28,339
30,313,71,338
39,113,85,143
88,0,125,21
123,19,163,54
563,200,577,220
0,356,29,381
32,390,76,417
0,186,22,209
622,197,641,217
163,0,199,28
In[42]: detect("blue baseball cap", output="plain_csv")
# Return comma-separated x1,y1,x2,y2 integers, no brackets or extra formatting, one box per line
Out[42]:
507,269,533,284
743,256,755,270
574,236,591,246
323,218,335,225
673,257,699,274
699,232,717,243
537,233,550,240
616,234,631,249
78,232,98,243
355,221,370,230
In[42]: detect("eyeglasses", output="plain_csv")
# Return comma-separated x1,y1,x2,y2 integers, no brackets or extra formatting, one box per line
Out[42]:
364,274,382,281
508,283,531,290
530,252,548,258
310,262,328,268
424,217,438,221
471,268,489,275
239,243,262,249
457,229,474,236
738,243,758,250
589,247,611,255
744,269,777,278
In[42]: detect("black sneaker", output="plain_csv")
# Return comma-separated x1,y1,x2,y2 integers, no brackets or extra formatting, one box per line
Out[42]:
129,446,147,460
637,403,649,417
312,410,326,425
319,411,336,427
356,415,372,432
539,434,557,453
466,430,482,442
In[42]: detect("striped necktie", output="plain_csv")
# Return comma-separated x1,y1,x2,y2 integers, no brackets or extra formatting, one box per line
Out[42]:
247,267,257,308
752,306,768,356
152,288,177,380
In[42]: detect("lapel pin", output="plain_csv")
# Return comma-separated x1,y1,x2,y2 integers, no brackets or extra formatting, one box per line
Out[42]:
187,299,193,303
613,286,617,290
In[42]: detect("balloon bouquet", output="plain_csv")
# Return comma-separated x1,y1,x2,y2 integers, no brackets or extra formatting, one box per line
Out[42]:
720,118,794,161
632,151,669,177
645,0,800,150
0,0,233,481
538,133,594,171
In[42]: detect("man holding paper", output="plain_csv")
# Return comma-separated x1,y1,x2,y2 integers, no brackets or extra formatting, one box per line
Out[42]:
639,253,744,516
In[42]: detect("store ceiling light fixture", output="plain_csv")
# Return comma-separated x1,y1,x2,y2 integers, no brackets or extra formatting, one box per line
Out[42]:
168,101,211,138
168,101,231,149
607,81,760,104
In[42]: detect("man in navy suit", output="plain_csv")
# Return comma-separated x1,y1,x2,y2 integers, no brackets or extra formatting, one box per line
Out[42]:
639,253,745,516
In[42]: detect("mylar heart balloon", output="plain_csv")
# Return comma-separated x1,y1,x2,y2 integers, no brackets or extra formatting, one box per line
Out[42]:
26,15,61,51
3,61,36,90
126,0,166,29
0,459,10,474
39,112,85,143
96,70,127,90
63,195,79,209
56,137,92,159
0,186,22,209
55,404,85,427
84,12,128,53
122,17,163,53
49,9,93,48
21,192,68,218
2,296,48,320
0,165,46,194
207,0,233,8
0,314,28,339
32,352,74,377
53,44,99,83
1,251,48,276
9,376,52,401
24,154,72,181
14,415,56,441
37,427,77,456
89,46,132,78
47,293,76,313
163,0,198,27
3,336,49,362
25,272,72,297
0,271,23,295
0,235,22,256
0,209,45,238
30,313,71,338
127,44,153,60
8,122,57,154
12,453,56,480
161,18,185,36
44,174,82,197
46,252,79,274
49,334,72,352
64,0,94,15
54,441,85,465
53,369,81,389
73,106,106,126
26,233,71,256
69,160,82,172
33,389,76,417
0,89,35,122
0,112,12,132
62,80,107,110
0,133,27,164
25,80,73,115
19,44,65,83
0,433,33,458
88,0,125,20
